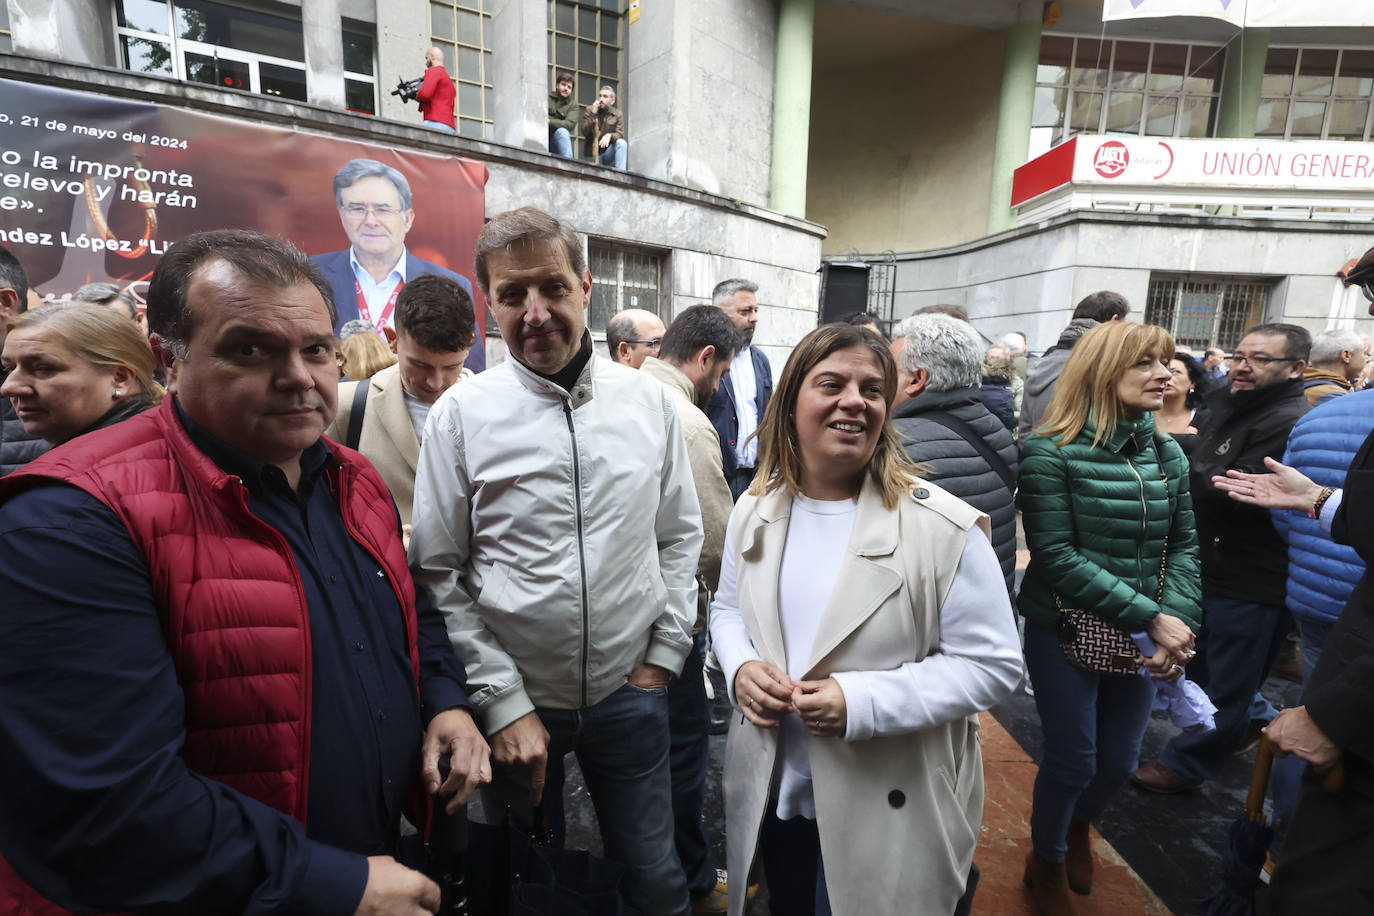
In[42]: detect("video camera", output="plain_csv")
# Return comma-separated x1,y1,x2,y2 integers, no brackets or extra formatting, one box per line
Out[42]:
391,76,424,105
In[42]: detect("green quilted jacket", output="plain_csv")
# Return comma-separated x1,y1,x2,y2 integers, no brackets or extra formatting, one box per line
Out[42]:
1017,412,1203,634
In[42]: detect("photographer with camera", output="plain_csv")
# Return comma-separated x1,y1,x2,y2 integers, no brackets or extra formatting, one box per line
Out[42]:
413,46,456,134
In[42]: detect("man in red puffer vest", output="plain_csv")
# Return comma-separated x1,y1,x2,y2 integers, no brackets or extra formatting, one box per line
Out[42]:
0,230,489,916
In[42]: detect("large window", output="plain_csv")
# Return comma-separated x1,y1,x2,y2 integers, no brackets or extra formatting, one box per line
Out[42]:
430,0,493,139
343,28,376,115
1032,36,1222,157
548,0,624,153
114,0,307,102
588,240,662,333
1144,275,1269,351
1258,47,1374,140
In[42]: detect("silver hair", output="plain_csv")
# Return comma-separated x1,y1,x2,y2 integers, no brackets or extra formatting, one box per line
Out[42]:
1310,327,1367,366
331,158,413,210
712,278,758,308
892,312,984,392
73,281,138,321
600,85,616,99
338,319,377,340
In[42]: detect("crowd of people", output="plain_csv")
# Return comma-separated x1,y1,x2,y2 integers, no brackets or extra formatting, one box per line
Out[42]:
1,215,1373,916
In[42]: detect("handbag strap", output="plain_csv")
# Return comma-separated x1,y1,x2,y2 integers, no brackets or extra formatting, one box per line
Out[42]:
346,379,369,450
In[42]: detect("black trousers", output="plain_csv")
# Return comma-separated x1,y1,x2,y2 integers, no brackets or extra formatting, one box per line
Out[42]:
1270,758,1374,914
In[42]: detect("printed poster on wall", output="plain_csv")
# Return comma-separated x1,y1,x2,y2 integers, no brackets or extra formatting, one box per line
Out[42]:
0,77,489,363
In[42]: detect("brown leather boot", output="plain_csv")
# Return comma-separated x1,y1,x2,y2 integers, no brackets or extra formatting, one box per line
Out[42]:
1065,818,1093,894
1023,849,1079,916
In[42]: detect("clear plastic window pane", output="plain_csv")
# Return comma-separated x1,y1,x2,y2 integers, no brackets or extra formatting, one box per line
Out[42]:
1032,86,1066,130
1177,94,1213,137
1143,95,1178,136
555,1,575,33
1105,91,1143,133
1335,49,1374,98
1184,45,1221,95
343,31,373,76
345,78,376,114
1255,98,1290,136
459,82,483,117
458,117,484,138
1111,42,1149,90
459,46,481,81
600,13,618,43
1329,99,1370,139
176,0,304,62
118,0,170,35
579,39,597,70
260,62,307,102
1072,38,1110,89
578,6,596,36
1296,48,1337,97
457,9,481,43
1290,100,1327,137
185,51,249,91
121,35,174,76
1261,47,1298,96
556,34,574,67
601,46,618,79
1148,43,1186,92
1037,35,1072,87
1069,91,1104,134
431,4,454,41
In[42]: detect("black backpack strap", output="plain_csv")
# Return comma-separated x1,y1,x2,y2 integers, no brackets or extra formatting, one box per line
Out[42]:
918,410,1017,496
345,380,369,450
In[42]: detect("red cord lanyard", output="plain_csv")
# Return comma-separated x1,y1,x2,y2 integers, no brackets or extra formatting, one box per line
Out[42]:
355,278,403,329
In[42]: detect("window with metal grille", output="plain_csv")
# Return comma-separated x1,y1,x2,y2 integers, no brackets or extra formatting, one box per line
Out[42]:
548,0,624,158
1144,275,1271,351
1257,47,1374,141
430,0,493,139
114,0,308,102
1031,35,1222,159
588,241,661,333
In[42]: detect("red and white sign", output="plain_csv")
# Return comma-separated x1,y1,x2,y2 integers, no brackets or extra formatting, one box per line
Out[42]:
1103,0,1373,28
1011,136,1374,207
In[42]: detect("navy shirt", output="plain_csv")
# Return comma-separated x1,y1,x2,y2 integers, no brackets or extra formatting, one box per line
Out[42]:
0,403,469,914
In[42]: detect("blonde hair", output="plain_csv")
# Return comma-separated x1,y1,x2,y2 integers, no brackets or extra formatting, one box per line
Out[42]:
1037,321,1176,448
340,329,396,381
751,324,918,510
8,302,164,404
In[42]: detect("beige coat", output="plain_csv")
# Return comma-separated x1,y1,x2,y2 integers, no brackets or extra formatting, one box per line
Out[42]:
640,357,733,631
326,363,469,527
722,480,988,916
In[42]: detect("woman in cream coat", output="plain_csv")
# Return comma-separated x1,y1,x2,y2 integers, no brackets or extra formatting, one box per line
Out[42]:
710,324,1022,916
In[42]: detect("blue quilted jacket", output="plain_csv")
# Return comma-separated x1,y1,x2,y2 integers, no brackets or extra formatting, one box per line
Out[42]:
1273,389,1374,624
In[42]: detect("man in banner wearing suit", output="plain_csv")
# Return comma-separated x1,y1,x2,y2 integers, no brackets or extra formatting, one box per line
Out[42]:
312,158,484,372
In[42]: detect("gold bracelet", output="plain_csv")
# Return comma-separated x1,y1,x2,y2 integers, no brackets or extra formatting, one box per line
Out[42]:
1309,486,1335,519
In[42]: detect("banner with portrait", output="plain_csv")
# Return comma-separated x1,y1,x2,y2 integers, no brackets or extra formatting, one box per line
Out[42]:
0,77,488,345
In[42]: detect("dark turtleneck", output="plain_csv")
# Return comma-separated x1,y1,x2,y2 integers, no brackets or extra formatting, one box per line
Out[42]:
534,331,594,393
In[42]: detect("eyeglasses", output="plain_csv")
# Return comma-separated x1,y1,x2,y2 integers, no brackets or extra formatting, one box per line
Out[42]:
341,203,403,219
1229,353,1297,367
625,338,662,351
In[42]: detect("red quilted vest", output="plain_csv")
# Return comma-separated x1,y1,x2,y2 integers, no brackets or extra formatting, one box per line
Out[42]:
0,399,422,915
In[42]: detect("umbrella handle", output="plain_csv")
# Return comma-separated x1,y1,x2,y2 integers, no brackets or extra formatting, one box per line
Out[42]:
1244,735,1276,818
1322,760,1346,793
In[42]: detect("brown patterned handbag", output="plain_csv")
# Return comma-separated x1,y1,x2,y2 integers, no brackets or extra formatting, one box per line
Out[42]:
1055,538,1168,675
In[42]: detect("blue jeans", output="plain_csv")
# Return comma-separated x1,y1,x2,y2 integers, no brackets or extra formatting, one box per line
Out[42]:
1024,622,1156,862
423,120,456,133
598,138,628,169
481,682,689,916
550,126,573,158
1270,616,1333,856
668,632,715,897
1162,597,1289,783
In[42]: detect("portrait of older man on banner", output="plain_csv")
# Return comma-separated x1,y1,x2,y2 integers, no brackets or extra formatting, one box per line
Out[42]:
311,158,484,371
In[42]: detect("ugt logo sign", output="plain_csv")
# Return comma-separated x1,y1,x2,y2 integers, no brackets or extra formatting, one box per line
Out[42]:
1093,141,1130,178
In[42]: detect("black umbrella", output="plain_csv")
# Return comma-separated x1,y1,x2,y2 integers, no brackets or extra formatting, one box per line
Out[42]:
1200,736,1275,916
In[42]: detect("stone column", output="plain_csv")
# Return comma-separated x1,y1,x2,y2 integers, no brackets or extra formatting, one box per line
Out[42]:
302,0,347,109
10,0,106,65
986,1,1041,235
1216,29,1269,138
376,0,429,123
490,0,549,150
768,0,813,218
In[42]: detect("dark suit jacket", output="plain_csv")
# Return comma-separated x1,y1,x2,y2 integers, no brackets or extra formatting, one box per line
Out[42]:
705,345,773,477
311,248,484,373
1304,426,1374,767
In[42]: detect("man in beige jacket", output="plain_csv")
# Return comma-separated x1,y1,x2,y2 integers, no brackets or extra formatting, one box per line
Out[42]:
327,274,476,531
639,305,739,913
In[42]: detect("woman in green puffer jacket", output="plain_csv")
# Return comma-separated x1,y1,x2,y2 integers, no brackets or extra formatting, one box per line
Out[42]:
1018,321,1203,916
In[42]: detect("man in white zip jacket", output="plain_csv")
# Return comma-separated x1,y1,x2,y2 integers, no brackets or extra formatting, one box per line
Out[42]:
409,207,703,916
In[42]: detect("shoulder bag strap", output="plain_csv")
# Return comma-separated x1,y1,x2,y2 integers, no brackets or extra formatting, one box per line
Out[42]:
346,380,369,451
918,410,1016,496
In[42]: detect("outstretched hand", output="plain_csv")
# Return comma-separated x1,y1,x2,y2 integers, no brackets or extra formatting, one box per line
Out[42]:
1211,456,1323,512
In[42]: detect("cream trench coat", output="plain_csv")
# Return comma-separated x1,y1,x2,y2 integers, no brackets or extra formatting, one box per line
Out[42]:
719,479,991,916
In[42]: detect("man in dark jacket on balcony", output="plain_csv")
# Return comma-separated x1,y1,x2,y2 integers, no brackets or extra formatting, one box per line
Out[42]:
890,313,1019,595
1134,323,1311,793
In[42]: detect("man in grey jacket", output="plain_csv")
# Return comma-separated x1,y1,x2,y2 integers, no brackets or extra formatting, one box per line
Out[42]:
890,313,1019,594
409,207,703,916
1018,290,1130,439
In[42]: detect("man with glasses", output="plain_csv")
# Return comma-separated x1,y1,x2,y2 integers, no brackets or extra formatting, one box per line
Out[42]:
312,158,483,371
606,308,667,369
1135,323,1312,794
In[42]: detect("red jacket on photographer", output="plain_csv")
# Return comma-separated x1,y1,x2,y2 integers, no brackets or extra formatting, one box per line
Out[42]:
417,53,455,130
